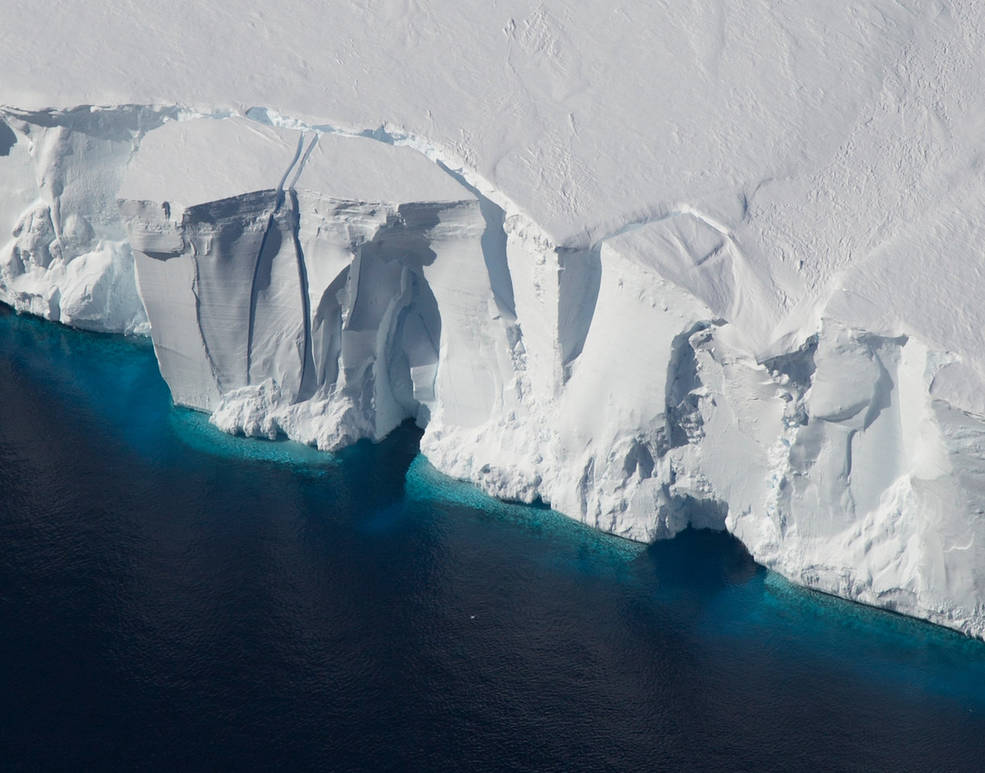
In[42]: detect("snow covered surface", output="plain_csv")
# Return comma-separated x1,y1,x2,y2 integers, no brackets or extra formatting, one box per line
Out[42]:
3,0,985,636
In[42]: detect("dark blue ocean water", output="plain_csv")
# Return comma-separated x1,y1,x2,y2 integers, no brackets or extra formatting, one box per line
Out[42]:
0,305,984,772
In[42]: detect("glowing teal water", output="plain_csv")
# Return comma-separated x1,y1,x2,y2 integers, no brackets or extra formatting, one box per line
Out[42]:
1,305,983,770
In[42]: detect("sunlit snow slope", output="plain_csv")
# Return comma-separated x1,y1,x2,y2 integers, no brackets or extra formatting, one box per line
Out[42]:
2,0,985,636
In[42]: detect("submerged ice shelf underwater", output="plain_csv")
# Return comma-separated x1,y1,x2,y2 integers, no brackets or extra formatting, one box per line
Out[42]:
1,98,984,641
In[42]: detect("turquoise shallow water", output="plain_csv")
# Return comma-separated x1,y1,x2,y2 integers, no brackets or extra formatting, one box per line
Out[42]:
0,304,984,771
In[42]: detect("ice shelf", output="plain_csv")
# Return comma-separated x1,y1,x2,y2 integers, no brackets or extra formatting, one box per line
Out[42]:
3,0,985,636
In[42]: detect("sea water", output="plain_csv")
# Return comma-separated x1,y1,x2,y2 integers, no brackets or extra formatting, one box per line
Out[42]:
0,304,983,771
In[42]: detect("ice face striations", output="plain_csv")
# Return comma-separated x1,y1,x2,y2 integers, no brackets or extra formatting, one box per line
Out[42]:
2,107,985,639
118,118,495,449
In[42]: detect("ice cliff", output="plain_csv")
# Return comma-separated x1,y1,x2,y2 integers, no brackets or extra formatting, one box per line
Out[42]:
3,0,985,638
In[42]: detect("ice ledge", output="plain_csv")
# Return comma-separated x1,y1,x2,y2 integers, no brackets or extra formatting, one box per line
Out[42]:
2,103,985,639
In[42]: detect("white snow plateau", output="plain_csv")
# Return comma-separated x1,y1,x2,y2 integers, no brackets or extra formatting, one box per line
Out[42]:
3,0,985,637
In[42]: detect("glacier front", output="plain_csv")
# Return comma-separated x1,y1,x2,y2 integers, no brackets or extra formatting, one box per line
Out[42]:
3,0,985,637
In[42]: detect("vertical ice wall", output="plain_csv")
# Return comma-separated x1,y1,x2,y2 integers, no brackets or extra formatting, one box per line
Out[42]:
118,118,517,450
0,107,175,333
0,107,983,637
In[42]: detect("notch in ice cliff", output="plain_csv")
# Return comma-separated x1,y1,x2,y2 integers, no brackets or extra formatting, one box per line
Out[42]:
1,104,984,640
